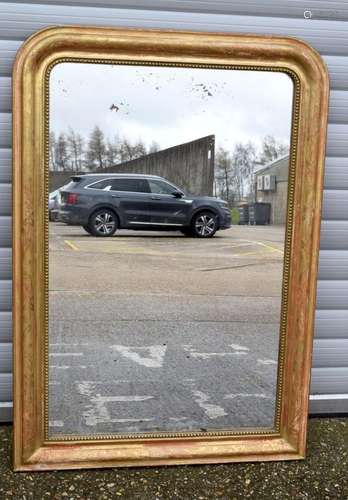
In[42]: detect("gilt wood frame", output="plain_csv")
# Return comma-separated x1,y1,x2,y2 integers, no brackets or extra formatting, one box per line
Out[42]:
13,26,329,471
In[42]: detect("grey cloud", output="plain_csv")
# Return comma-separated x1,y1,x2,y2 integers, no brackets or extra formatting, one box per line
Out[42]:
50,62,293,152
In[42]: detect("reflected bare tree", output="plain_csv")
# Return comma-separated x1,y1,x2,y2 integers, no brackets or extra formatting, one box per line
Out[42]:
67,128,84,171
232,141,257,201
259,135,289,165
86,126,107,170
55,133,70,171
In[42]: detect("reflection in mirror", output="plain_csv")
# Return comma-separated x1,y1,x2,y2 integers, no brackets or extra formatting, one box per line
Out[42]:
48,62,293,437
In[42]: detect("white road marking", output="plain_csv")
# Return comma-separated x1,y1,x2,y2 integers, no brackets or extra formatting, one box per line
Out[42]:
111,345,167,368
49,352,84,357
183,345,247,359
192,391,227,419
49,420,64,427
230,344,250,351
77,382,154,426
77,381,94,396
107,418,154,423
50,343,89,347
50,365,70,370
85,395,152,426
50,343,76,347
224,393,271,400
190,352,247,359
48,381,61,386
169,417,188,422
93,395,153,403
258,359,277,365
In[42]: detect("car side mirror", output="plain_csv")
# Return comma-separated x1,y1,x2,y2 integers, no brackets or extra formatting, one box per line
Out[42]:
172,191,183,198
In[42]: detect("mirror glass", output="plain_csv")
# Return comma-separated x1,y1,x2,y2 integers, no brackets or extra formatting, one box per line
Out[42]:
48,62,293,437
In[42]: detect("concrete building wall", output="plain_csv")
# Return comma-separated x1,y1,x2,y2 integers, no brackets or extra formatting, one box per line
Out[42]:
100,135,215,196
258,182,288,225
256,156,289,225
49,172,74,192
49,135,215,196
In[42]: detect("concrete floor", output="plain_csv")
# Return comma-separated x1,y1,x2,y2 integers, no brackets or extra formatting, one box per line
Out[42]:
48,223,285,437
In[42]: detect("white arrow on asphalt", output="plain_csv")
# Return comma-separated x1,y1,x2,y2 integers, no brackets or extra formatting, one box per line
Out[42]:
111,345,167,368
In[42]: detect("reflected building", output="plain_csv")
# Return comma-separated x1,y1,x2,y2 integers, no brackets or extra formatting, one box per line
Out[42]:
254,154,289,225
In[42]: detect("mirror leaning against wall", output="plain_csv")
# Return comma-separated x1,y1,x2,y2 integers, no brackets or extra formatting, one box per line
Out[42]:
12,27,329,470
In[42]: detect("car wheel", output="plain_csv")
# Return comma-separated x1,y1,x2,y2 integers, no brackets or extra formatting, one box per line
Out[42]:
191,211,218,238
88,209,118,237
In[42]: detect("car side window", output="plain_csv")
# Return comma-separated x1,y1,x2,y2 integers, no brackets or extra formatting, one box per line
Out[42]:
110,178,150,193
149,180,175,195
88,179,112,190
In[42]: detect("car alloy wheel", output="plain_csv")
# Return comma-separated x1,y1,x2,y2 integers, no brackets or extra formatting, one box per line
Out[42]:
193,212,217,237
89,209,117,237
95,212,116,235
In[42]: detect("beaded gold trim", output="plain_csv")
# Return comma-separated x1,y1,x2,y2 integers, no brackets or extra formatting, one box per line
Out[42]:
44,58,300,442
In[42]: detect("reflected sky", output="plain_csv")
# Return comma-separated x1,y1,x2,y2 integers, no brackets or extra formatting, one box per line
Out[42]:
50,63,293,154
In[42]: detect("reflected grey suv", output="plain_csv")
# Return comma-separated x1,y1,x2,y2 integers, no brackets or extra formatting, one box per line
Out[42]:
57,174,231,238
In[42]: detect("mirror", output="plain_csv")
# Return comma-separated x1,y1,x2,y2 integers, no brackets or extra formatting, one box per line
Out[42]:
13,27,329,470
48,61,293,437
172,191,183,198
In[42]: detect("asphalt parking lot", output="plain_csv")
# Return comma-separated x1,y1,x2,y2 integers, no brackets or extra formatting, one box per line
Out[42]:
48,223,285,437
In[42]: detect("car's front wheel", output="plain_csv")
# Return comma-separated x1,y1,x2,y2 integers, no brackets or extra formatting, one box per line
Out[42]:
87,209,118,237
191,211,218,238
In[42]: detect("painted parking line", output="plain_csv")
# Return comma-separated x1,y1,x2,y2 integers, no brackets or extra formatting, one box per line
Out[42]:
255,241,284,255
64,239,79,251
55,244,282,259
239,239,284,255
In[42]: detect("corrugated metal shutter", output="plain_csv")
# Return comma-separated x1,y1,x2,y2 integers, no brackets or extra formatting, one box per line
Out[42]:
1,1,347,421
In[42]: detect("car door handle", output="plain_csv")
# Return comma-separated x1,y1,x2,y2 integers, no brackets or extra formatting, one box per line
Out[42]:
151,196,162,200
111,194,120,198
